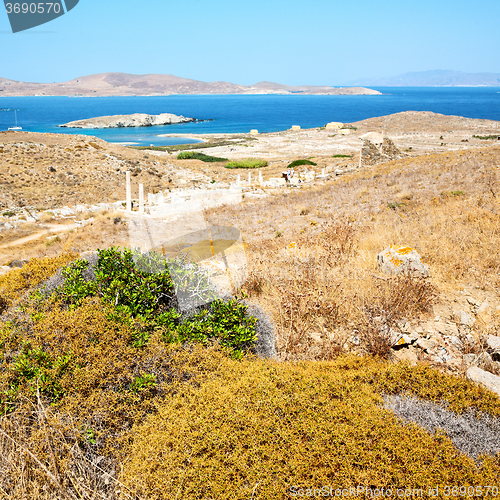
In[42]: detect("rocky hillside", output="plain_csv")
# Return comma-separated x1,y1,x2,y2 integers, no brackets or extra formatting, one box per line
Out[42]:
0,131,211,210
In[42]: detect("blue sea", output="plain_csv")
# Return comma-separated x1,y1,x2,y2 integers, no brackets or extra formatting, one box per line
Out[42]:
1,87,499,146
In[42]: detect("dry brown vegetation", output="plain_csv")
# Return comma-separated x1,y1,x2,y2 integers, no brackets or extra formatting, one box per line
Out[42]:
0,132,210,210
2,145,500,362
1,136,500,497
200,146,500,361
0,211,130,266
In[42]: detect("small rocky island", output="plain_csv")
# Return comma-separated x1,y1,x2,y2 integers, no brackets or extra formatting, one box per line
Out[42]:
58,112,200,129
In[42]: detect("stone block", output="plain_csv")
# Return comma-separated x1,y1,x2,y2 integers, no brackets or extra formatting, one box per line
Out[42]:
376,245,430,277
466,366,500,397
325,122,343,130
459,310,475,328
487,335,500,353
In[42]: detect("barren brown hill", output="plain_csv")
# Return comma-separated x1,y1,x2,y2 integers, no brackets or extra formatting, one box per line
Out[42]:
0,72,380,96
0,131,213,210
351,110,500,134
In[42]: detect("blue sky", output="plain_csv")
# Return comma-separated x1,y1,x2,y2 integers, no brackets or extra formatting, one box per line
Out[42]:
1,0,499,85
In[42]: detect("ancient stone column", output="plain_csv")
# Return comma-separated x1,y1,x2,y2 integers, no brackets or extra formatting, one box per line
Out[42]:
359,146,362,169
237,174,241,185
126,171,132,212
248,172,251,184
139,184,144,214
258,171,263,185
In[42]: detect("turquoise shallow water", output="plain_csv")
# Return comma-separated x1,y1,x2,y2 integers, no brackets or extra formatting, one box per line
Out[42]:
0,88,499,146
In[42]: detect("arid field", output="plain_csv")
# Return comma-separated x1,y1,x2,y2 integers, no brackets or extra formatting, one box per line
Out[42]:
1,112,500,498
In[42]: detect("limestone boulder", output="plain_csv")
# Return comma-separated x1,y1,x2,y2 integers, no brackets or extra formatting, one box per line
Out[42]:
487,335,500,353
487,335,500,361
466,366,500,397
458,310,475,328
476,302,492,324
391,345,419,365
376,245,430,277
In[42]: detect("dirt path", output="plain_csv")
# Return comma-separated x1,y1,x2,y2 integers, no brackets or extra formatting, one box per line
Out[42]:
0,223,77,249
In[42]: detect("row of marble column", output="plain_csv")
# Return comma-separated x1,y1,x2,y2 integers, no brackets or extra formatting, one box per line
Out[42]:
125,164,331,214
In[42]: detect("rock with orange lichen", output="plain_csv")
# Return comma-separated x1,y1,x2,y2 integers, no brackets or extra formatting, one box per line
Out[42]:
376,244,430,277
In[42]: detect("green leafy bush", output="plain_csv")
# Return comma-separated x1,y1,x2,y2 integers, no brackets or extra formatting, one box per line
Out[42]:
162,298,257,359
287,159,317,168
177,151,228,162
224,158,268,169
60,260,99,307
10,345,71,402
54,247,256,357
472,135,498,140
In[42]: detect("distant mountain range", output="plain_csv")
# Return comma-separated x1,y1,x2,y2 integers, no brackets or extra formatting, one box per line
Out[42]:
353,70,500,87
0,73,381,96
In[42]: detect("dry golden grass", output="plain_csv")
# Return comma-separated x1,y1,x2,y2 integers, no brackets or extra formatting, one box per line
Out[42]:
0,132,194,209
123,355,500,499
0,253,76,309
0,212,130,266
204,146,500,360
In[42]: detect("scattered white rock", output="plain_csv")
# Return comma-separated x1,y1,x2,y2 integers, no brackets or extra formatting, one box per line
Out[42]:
309,331,322,343
466,366,500,397
350,335,360,345
415,337,436,352
476,302,492,324
459,310,475,328
391,345,419,365
463,354,477,366
391,331,418,347
325,122,343,130
487,335,500,353
449,336,463,348
376,245,430,277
